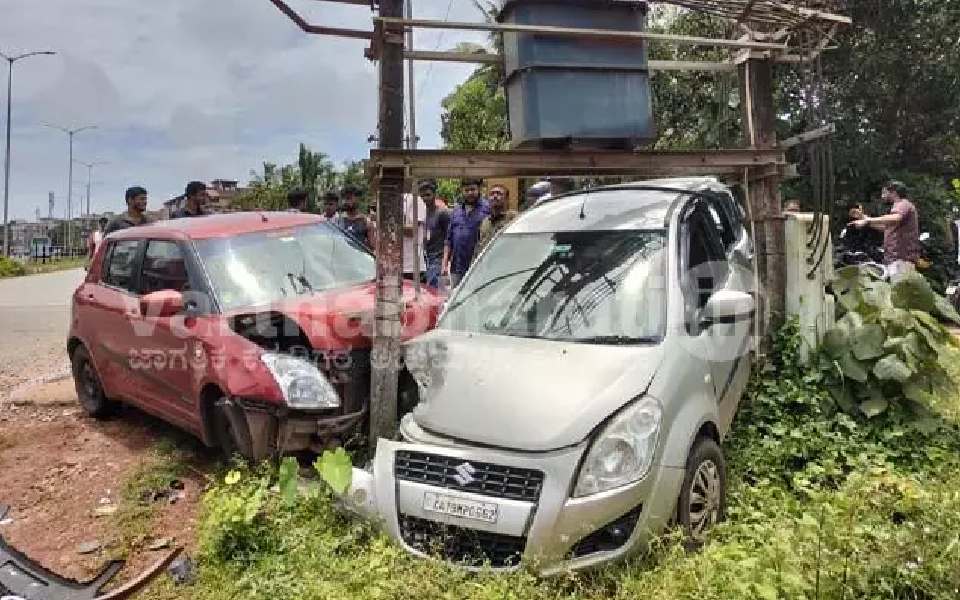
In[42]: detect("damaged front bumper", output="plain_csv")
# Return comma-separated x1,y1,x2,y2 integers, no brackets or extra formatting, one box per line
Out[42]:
223,398,366,459
338,437,684,574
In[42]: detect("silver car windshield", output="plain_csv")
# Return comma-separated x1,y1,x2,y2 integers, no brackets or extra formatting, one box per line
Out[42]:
440,230,667,344
195,223,375,311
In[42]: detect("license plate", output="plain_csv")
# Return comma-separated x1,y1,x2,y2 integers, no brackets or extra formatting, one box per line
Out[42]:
423,492,499,524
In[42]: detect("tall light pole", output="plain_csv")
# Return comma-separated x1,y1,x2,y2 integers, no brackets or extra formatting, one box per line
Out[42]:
2,50,56,257
45,123,96,253
74,159,108,216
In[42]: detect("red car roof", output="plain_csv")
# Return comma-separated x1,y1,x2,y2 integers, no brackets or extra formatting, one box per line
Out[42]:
107,211,324,241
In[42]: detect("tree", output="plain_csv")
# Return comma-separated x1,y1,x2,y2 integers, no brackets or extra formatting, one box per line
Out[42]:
297,144,335,211
440,63,509,151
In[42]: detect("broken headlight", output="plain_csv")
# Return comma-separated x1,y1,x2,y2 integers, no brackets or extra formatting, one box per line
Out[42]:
573,396,662,497
260,352,340,409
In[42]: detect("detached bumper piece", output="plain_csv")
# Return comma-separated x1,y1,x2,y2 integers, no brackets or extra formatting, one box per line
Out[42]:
398,514,526,568
0,504,181,600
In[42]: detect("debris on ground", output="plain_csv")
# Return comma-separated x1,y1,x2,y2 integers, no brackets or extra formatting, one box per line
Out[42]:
77,541,102,555
166,555,196,585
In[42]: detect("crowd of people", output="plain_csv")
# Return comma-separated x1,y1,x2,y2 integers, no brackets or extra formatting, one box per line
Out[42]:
88,176,555,289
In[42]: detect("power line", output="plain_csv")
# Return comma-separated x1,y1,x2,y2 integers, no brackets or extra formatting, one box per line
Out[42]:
416,0,455,93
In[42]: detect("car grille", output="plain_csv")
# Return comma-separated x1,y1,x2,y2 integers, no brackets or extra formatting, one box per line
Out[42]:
394,451,545,503
399,514,525,568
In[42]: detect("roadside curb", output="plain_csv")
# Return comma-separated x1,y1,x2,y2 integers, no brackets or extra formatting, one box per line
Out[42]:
2,370,74,407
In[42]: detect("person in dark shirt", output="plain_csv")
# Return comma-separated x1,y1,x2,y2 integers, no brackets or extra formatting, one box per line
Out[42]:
318,191,339,219
842,203,882,257
443,178,490,287
104,186,153,235
336,187,375,248
478,184,517,252
287,188,309,212
418,180,450,288
171,181,209,218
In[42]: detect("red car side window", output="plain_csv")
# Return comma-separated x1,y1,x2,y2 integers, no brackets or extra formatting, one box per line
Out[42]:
101,240,140,291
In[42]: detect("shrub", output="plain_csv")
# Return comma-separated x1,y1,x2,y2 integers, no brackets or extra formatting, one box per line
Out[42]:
821,267,960,417
0,256,26,278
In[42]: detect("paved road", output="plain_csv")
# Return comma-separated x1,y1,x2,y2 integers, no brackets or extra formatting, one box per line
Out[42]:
0,268,86,394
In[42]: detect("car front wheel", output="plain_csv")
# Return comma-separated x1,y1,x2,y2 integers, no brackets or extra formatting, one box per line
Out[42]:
677,436,726,547
71,345,115,418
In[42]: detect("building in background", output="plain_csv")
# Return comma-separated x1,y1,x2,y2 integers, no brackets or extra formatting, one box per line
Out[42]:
163,179,247,217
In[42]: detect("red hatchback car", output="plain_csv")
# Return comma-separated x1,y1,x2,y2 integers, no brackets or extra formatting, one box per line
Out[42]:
68,212,443,459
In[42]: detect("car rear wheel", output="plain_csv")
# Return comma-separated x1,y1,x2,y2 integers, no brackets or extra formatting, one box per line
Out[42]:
677,436,726,547
71,346,115,418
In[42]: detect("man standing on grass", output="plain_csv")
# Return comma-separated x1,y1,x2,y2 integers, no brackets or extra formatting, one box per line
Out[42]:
443,178,490,287
852,180,920,278
104,187,153,235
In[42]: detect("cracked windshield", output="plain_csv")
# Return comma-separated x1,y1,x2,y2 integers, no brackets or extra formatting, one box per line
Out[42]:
442,230,667,343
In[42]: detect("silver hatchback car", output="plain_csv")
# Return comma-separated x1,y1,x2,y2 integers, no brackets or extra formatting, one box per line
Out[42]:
345,178,757,573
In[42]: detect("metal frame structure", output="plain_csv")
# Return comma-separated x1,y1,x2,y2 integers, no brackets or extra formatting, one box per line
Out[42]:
263,0,850,444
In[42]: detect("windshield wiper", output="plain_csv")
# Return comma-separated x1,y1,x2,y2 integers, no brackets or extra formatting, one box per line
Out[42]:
287,272,314,295
566,335,662,345
445,267,538,314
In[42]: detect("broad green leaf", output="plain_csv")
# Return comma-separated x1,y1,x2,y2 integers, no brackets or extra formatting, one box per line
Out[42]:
754,583,779,600
880,308,914,329
278,456,300,506
828,385,856,414
839,352,870,382
892,274,937,313
839,311,864,330
851,325,885,360
903,379,929,403
314,448,354,495
883,336,905,349
860,397,890,418
862,281,893,310
934,295,960,325
873,354,913,382
910,309,942,331
225,470,241,486
822,327,849,358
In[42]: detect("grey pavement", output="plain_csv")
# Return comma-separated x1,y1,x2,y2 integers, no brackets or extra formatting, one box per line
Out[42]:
0,269,86,395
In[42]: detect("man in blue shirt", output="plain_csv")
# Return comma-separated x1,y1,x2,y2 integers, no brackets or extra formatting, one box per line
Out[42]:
442,178,490,287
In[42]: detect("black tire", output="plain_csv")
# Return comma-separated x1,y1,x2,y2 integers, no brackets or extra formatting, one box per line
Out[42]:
71,345,115,418
677,436,727,548
211,398,255,461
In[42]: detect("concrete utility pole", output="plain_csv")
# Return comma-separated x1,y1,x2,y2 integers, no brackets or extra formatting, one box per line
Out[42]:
738,53,784,332
1,50,56,256
75,159,108,216
45,124,96,253
369,0,407,447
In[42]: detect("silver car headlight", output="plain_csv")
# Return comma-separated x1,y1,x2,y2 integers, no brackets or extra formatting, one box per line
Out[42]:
260,352,340,409
573,397,662,497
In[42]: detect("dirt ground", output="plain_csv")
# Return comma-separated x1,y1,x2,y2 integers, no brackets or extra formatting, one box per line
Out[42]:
0,377,217,588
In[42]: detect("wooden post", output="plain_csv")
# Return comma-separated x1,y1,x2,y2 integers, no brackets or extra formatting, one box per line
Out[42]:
369,0,406,447
738,54,785,334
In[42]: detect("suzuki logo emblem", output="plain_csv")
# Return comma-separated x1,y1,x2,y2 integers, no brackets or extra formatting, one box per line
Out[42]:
452,462,477,486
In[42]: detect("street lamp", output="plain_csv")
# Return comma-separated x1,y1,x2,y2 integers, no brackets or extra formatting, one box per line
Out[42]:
44,123,97,254
74,159,109,216
1,49,56,257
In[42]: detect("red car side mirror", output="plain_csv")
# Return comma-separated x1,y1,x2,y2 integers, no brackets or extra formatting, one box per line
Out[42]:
140,290,185,318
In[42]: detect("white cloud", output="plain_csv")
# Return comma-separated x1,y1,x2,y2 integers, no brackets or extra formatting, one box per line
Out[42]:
0,0,488,219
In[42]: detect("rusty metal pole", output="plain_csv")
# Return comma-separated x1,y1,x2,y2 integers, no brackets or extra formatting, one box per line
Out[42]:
369,0,406,447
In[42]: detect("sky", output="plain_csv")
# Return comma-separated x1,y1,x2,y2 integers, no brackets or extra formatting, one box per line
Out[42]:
0,0,488,220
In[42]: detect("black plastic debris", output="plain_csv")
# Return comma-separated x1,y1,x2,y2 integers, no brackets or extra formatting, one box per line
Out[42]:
0,504,123,600
166,555,195,586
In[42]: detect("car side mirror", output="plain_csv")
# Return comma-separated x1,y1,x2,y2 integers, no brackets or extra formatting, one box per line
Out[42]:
700,290,755,328
140,290,185,318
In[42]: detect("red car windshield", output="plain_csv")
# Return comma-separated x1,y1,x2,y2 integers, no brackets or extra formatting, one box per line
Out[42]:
195,222,375,311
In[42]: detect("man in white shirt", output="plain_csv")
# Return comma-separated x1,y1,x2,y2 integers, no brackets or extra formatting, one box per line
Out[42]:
403,191,428,280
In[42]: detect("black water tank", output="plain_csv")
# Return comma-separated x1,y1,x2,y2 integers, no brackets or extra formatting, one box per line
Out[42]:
497,0,657,149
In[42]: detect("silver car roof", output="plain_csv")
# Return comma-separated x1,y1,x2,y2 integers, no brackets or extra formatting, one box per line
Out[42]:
508,177,728,234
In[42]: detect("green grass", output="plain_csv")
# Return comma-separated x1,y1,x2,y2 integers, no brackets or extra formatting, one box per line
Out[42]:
137,324,960,600
23,256,87,276
109,440,189,557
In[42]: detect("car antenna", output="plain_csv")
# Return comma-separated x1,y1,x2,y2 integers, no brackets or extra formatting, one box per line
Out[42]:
579,194,588,220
